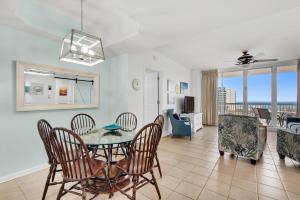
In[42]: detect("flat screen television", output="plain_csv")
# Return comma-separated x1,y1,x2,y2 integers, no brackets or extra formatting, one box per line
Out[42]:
183,96,195,113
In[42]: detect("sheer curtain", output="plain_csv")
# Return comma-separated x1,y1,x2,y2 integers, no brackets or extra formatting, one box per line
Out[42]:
201,70,218,125
297,60,300,117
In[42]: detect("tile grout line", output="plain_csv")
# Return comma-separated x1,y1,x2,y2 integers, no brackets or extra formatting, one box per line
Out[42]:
271,142,291,200
226,155,238,200
195,153,228,200
14,180,29,200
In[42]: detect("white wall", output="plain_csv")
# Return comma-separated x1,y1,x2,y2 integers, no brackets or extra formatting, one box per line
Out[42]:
128,51,191,135
190,69,202,113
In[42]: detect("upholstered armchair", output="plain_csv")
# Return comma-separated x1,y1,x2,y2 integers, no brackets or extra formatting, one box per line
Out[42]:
218,114,267,165
167,109,192,140
277,128,300,162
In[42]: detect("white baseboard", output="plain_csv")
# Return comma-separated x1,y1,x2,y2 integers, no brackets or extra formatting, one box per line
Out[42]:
0,163,49,183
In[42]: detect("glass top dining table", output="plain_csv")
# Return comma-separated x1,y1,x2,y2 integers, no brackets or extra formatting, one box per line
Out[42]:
79,128,136,146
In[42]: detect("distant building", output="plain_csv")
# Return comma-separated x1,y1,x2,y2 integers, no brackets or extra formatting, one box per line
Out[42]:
226,88,236,103
217,87,226,113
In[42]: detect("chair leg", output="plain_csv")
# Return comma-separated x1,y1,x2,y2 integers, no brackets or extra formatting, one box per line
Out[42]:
103,168,113,198
150,170,161,199
51,164,57,182
42,165,53,200
155,153,162,178
81,181,87,200
56,181,65,200
115,144,120,158
132,176,139,200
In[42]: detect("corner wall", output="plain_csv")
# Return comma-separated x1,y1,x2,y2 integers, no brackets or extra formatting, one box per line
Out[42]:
128,51,191,134
0,26,129,180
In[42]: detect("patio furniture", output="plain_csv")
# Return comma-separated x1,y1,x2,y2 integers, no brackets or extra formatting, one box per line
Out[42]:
256,108,271,125
277,128,300,162
49,127,111,199
37,119,62,200
115,123,162,200
251,107,259,118
218,114,267,165
153,114,164,178
167,109,192,140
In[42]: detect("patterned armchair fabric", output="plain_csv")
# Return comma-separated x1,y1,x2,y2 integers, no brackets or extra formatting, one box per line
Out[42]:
277,128,300,162
218,114,267,163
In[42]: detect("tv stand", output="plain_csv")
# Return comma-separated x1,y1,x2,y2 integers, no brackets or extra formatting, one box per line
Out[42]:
180,112,203,132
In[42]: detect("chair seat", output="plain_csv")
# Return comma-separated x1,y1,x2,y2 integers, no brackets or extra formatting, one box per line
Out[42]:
68,159,106,180
116,156,151,175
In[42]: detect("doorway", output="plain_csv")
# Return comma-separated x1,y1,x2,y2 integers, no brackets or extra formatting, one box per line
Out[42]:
144,69,160,124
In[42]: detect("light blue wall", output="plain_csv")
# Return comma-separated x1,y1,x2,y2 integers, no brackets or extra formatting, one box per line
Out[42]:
0,26,128,178
109,55,129,119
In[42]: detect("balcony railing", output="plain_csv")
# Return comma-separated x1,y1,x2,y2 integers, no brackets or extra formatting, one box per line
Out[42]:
218,102,297,117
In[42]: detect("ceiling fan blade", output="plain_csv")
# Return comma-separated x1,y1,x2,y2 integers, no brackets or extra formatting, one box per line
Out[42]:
253,52,265,58
254,59,278,62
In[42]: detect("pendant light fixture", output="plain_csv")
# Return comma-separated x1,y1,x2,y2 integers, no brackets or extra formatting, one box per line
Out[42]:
59,0,105,66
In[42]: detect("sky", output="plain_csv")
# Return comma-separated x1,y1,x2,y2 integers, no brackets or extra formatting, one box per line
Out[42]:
220,71,297,103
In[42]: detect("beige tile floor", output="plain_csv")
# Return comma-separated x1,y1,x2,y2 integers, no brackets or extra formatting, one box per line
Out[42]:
2,126,300,200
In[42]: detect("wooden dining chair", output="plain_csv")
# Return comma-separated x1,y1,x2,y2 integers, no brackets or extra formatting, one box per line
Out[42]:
37,119,63,200
71,113,96,136
116,112,138,132
49,127,111,200
114,112,138,157
153,115,164,178
115,123,162,200
71,113,105,158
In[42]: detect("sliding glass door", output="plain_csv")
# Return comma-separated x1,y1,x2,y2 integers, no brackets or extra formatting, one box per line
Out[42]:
218,71,243,115
247,68,272,115
218,64,298,127
277,65,297,126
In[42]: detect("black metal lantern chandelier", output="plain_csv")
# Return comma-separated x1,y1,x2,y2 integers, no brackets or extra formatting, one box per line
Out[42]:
59,0,105,66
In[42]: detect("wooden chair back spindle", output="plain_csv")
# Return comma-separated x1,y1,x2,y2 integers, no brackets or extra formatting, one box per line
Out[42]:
116,112,137,132
71,113,96,135
37,119,57,164
127,123,162,175
49,128,94,181
154,115,164,129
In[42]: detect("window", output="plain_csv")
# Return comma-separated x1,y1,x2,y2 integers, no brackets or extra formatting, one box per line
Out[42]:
277,65,297,126
247,68,272,115
218,71,243,114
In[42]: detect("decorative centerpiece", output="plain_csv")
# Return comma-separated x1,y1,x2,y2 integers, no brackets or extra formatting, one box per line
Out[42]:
102,123,122,136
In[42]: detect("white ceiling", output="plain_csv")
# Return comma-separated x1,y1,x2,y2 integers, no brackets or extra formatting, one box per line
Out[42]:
1,0,300,69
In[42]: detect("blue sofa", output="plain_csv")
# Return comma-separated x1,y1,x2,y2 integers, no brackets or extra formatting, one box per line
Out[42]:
167,109,192,140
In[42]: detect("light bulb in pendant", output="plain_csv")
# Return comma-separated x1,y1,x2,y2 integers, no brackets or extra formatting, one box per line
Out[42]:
81,46,88,54
88,50,95,56
71,45,77,51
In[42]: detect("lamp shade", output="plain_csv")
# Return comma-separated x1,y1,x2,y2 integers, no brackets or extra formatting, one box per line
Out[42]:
59,29,105,66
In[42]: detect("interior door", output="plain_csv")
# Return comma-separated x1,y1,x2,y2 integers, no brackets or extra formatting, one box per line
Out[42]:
144,71,159,124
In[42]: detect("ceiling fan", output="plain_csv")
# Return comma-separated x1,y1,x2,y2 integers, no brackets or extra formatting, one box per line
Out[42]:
235,51,278,65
